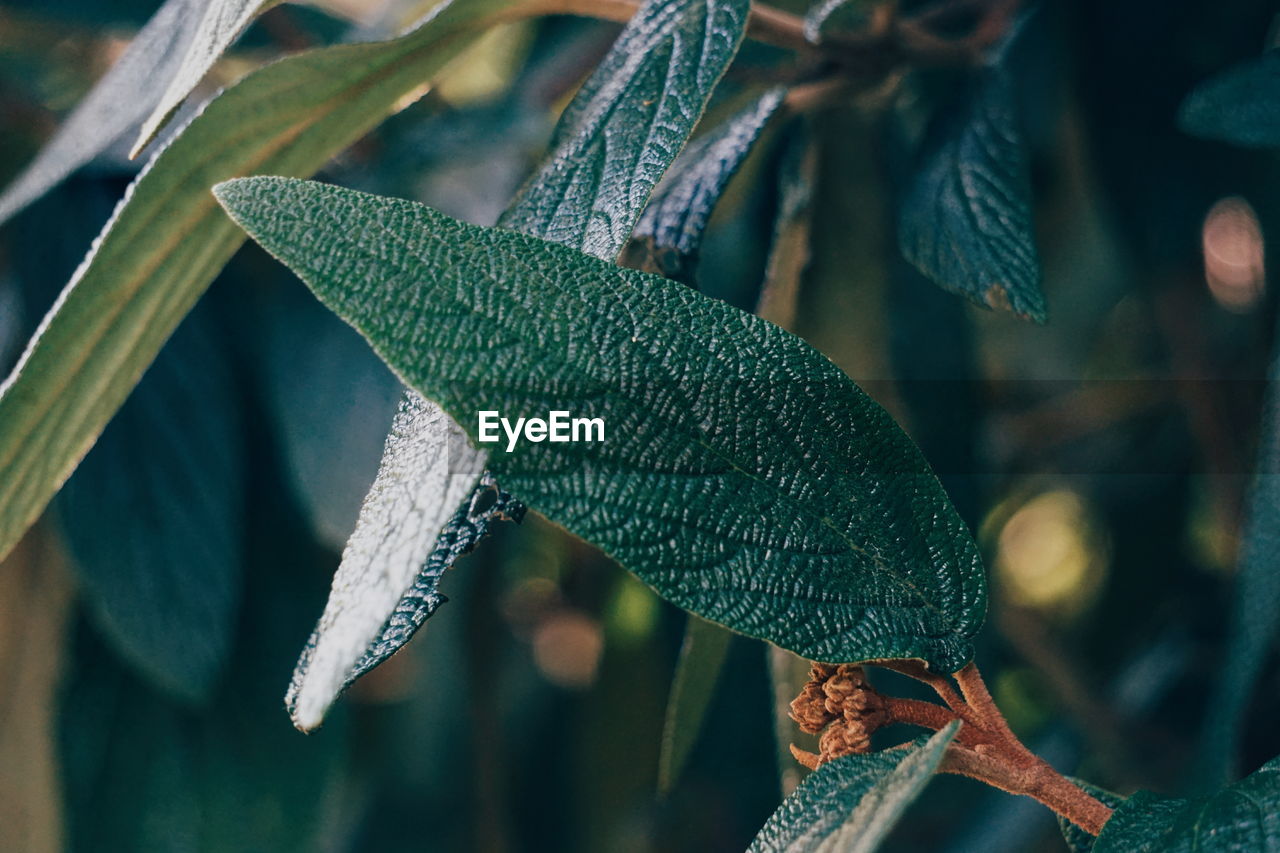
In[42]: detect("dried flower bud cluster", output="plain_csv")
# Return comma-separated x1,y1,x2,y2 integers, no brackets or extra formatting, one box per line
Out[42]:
788,663,888,769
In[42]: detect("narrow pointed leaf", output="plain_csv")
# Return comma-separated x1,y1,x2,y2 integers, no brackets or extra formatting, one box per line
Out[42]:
630,87,786,282
898,66,1045,322
132,0,280,156
1093,756,1280,852
1179,50,1280,148
0,0,202,225
0,0,513,565
498,0,750,257
55,304,243,703
285,395,488,731
658,614,734,793
295,0,755,730
215,177,987,671
747,722,960,853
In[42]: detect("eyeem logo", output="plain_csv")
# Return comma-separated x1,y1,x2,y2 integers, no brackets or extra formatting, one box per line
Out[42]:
478,410,604,452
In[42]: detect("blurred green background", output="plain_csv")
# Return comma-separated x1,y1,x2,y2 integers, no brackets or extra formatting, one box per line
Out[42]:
1,0,1279,850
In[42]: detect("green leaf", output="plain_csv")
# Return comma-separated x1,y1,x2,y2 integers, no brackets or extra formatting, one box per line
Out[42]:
1093,757,1280,852
55,303,243,703
131,0,280,156
214,177,987,671
1057,780,1125,853
0,0,200,224
1199,338,1280,781
497,0,750,257
629,87,787,282
287,0,756,731
747,722,959,853
0,0,512,565
658,614,734,793
1179,50,1280,148
898,63,1045,322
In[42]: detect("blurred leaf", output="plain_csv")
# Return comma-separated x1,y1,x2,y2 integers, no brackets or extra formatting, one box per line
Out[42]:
214,177,988,672
1179,50,1280,148
898,64,1045,322
1057,780,1124,853
299,0,756,731
756,119,816,330
802,0,871,45
1093,756,1280,852
0,0,201,224
284,397,492,731
131,0,280,155
498,0,750,257
746,722,959,853
1199,334,1280,782
0,0,512,565
55,302,244,703
659,614,733,793
629,87,786,282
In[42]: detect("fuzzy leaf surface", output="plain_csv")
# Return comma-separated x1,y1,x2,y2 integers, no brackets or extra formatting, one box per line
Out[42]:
747,723,959,852
215,177,987,671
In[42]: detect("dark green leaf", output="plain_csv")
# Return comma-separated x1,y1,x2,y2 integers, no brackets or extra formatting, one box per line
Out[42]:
1200,333,1280,781
0,0,512,565
1093,757,1280,852
898,66,1045,322
498,0,751,257
55,303,243,703
659,614,734,793
1179,51,1280,148
629,87,786,282
215,177,987,672
290,0,756,730
747,722,959,852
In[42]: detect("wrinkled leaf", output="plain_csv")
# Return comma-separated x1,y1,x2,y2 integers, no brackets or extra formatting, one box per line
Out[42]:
498,0,750,257
1093,756,1280,852
0,0,512,565
132,0,280,155
293,0,755,731
898,65,1045,322
747,722,959,853
1179,50,1280,148
659,614,733,793
285,395,488,731
0,0,201,224
55,303,244,703
1058,780,1125,853
629,87,786,282
215,177,987,672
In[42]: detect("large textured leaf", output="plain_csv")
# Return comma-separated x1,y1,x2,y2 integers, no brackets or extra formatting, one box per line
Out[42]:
1179,50,1280,148
1093,757,1280,852
659,614,733,793
0,0,202,225
55,303,243,703
132,0,279,155
1199,332,1280,781
898,65,1045,322
747,722,959,853
498,0,750,257
215,177,987,671
287,0,754,731
630,87,786,282
0,0,513,565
